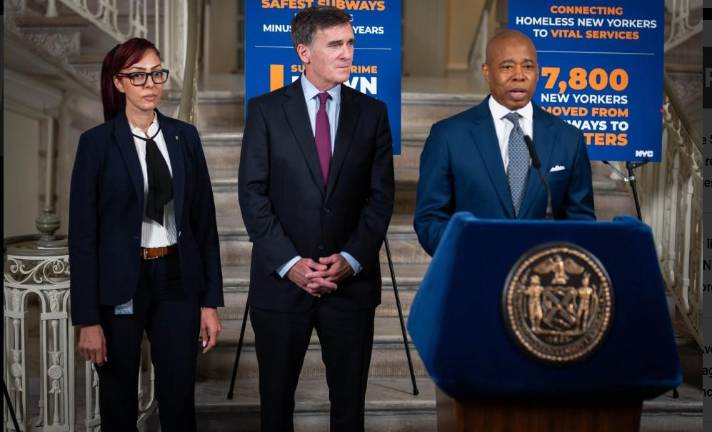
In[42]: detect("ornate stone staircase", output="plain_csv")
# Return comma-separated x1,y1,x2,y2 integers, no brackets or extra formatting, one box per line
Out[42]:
169,78,701,431
3,1,702,429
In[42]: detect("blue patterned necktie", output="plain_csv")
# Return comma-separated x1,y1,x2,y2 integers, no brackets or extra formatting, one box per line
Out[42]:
504,112,529,215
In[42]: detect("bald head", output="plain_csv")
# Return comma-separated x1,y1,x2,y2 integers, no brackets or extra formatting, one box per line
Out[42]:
485,29,537,66
482,29,539,110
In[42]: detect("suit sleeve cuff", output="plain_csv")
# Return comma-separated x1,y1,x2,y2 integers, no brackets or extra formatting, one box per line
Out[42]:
277,255,301,278
340,251,362,275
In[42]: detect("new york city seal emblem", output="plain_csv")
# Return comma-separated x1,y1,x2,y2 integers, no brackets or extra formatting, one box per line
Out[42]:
503,243,614,364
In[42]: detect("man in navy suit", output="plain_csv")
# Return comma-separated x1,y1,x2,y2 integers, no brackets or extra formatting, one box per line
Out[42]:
238,6,394,431
414,30,595,256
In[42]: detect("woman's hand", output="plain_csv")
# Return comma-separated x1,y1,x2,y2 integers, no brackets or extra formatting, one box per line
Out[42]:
78,324,107,366
200,307,222,354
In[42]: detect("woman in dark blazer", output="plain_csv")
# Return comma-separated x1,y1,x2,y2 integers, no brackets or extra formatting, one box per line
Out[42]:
69,38,223,431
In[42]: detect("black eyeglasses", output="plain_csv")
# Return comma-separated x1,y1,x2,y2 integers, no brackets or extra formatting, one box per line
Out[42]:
115,69,170,86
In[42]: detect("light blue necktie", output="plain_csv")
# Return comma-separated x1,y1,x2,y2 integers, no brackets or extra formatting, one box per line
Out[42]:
504,112,529,215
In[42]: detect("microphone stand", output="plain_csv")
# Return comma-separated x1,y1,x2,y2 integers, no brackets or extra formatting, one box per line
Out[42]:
535,167,553,220
603,159,679,400
523,136,553,220
602,160,649,221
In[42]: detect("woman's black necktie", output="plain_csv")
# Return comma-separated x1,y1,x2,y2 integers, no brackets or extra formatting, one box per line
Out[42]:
133,127,173,225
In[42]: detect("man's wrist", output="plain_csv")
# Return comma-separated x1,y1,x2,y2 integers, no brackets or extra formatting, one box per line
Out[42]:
278,255,302,278
340,251,362,275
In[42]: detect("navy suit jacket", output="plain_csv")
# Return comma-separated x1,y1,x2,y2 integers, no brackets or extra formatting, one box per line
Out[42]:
69,110,223,326
414,96,595,256
238,79,394,313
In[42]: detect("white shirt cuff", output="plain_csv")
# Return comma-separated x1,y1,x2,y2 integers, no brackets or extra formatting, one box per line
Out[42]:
277,255,301,278
340,251,362,275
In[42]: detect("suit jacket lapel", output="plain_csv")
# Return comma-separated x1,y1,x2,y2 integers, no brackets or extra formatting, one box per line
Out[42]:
471,99,515,217
112,112,145,211
282,79,325,198
326,85,360,201
158,111,185,230
519,106,556,218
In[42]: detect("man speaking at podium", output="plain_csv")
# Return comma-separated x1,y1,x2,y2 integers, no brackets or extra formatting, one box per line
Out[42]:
414,30,595,256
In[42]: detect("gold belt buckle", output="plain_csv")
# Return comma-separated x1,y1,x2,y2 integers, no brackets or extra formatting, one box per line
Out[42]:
142,247,158,260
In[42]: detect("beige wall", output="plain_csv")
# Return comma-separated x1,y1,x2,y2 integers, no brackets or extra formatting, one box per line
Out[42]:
403,0,448,76
54,124,86,235
3,71,100,239
4,110,40,237
446,0,483,73
208,0,239,74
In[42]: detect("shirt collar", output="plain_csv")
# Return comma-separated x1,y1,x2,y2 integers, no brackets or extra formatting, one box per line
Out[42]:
129,111,160,138
488,96,533,123
300,73,341,105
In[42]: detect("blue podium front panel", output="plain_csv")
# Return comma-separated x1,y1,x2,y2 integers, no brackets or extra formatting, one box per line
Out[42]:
408,213,681,401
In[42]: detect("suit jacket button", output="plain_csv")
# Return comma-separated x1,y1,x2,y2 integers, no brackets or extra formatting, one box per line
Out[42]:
322,207,331,214
318,245,324,251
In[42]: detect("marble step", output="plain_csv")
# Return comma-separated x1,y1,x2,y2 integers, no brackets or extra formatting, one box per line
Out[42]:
387,178,635,223
13,15,90,28
400,91,483,133
209,169,434,229
201,130,243,175
193,377,702,432
160,90,244,132
11,20,82,60
195,377,435,432
197,316,426,381
202,132,635,224
216,224,430,267
200,128,631,189
218,263,426,321
214,212,416,244
221,261,426,291
13,14,123,57
214,210,417,242
209,173,633,238
201,129,430,185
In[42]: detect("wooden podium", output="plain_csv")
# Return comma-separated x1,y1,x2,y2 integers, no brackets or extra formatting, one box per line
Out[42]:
436,388,642,432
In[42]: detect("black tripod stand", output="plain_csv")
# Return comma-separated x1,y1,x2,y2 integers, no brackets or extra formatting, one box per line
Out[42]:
3,379,22,431
226,236,420,399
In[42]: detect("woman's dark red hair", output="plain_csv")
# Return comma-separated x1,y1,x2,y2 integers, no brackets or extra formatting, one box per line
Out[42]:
100,38,161,121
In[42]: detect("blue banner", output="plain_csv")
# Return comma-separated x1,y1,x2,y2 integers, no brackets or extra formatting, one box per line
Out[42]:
245,1,402,154
509,1,664,161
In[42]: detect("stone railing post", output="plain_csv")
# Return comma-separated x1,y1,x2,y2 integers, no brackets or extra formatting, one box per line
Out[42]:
4,236,72,432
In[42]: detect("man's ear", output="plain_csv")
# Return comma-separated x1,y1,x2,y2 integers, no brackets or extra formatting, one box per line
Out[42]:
113,76,126,94
481,63,490,83
296,43,310,65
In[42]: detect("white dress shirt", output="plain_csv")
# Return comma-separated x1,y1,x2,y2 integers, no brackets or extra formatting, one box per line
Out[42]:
488,96,534,172
275,74,361,278
301,72,341,153
130,114,178,248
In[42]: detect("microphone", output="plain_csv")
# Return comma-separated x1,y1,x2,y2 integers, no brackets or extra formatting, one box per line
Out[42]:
523,135,553,219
